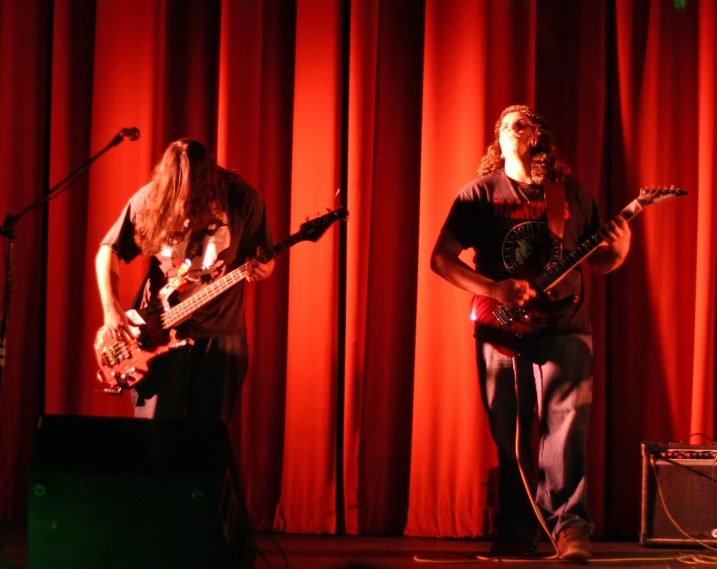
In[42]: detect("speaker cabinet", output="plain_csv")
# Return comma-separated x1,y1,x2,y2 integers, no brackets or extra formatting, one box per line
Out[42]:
640,442,717,547
28,415,253,569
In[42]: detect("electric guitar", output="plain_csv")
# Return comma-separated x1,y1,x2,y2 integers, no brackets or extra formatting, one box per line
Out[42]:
470,186,687,357
95,207,348,394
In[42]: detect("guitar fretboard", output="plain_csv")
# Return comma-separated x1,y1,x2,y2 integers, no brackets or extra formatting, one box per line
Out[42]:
532,199,644,292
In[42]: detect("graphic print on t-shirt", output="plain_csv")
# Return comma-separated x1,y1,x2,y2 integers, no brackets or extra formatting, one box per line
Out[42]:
159,215,231,284
501,221,551,277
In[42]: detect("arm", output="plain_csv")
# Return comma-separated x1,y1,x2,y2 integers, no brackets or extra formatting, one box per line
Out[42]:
430,229,536,306
588,216,632,274
239,185,275,282
95,244,132,341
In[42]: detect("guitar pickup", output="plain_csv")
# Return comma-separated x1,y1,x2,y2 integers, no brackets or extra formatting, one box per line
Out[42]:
493,305,519,326
102,351,124,367
101,341,132,367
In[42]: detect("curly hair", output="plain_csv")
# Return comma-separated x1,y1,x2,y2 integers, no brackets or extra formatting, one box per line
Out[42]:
477,104,571,184
134,138,228,255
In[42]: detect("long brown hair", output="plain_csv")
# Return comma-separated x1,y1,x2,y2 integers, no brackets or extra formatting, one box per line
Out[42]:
477,104,572,184
135,138,228,255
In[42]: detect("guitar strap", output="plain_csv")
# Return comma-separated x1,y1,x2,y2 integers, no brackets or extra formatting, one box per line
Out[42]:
543,181,566,260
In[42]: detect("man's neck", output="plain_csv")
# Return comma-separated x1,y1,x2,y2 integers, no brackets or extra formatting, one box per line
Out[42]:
504,156,533,184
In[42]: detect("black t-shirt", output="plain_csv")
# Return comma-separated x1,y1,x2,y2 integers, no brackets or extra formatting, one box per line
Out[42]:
442,170,602,333
101,170,274,337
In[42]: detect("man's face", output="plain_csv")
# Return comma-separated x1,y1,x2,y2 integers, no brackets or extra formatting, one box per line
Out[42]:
498,111,535,160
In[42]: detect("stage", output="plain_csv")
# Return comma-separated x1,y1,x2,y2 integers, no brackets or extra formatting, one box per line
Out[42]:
2,523,715,569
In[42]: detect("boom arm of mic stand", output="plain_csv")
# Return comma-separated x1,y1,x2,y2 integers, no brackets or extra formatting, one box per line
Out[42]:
0,135,122,237
0,133,132,398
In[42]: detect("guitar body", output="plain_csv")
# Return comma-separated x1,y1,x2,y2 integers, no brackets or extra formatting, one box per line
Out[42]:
94,307,190,394
470,295,546,357
470,293,578,357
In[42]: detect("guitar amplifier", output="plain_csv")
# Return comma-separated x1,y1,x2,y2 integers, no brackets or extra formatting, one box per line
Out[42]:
640,442,717,547
28,415,255,569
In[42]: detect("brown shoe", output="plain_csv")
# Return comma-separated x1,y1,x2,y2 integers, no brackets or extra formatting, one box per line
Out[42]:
557,526,592,561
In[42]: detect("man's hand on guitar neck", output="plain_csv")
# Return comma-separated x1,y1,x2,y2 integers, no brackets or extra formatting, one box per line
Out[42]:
590,216,632,274
245,246,275,282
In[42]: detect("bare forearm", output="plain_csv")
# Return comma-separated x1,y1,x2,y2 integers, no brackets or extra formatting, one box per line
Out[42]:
431,230,537,306
589,245,627,274
588,216,632,274
95,244,121,310
430,251,497,296
96,244,134,340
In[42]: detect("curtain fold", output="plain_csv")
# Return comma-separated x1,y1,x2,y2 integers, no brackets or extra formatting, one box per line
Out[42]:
349,0,425,535
344,0,380,537
605,0,702,537
46,0,96,417
217,0,297,532
409,0,497,538
272,0,344,534
0,0,52,521
0,0,714,541
692,0,717,434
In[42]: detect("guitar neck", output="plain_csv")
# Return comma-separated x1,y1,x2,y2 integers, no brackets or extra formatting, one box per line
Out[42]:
532,198,645,292
160,234,302,329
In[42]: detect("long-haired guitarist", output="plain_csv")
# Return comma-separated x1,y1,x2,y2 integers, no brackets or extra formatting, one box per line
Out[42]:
96,138,275,421
430,105,631,561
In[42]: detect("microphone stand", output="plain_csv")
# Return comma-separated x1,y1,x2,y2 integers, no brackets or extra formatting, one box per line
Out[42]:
0,130,134,400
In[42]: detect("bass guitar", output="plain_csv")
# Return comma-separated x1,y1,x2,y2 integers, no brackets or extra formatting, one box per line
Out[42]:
95,207,348,394
469,186,687,357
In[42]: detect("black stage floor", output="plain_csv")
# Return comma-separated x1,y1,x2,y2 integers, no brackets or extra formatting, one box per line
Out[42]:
2,524,717,569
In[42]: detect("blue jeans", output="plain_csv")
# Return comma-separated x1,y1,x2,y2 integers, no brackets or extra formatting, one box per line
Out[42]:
477,333,595,541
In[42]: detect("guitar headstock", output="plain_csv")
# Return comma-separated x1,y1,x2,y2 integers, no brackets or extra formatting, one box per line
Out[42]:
637,185,688,206
297,207,348,242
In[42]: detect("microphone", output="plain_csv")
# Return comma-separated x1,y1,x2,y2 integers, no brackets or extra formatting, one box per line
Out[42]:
120,127,140,141
111,127,140,146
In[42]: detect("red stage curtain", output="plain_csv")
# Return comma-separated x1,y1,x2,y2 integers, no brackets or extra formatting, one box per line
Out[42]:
0,0,51,521
343,0,426,535
0,0,715,542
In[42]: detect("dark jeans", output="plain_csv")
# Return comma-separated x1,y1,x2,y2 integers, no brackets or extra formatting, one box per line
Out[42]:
477,333,595,542
131,333,249,422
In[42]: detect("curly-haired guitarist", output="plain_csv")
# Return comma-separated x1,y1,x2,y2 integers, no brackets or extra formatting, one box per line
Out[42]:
431,105,631,561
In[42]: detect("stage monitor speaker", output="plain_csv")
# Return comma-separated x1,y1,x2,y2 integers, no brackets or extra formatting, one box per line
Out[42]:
28,414,254,569
640,442,717,547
